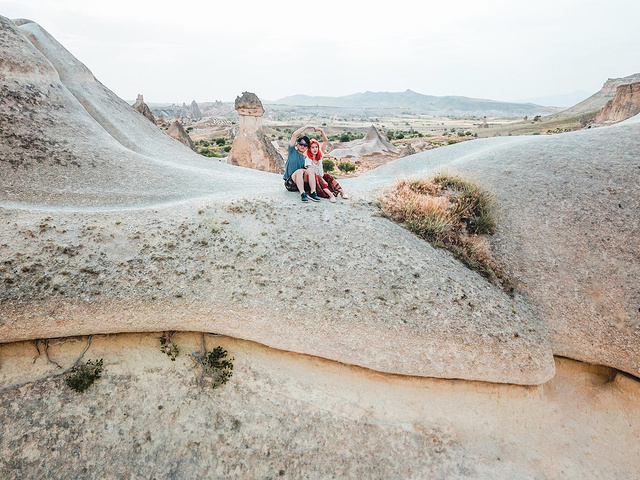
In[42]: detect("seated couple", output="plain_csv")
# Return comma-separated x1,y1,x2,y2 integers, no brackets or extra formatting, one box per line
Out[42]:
283,125,349,203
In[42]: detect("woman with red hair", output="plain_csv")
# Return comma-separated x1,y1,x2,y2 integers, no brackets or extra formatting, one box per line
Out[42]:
305,128,349,202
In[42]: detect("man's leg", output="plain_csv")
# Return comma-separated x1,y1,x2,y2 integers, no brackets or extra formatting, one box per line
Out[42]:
292,169,305,193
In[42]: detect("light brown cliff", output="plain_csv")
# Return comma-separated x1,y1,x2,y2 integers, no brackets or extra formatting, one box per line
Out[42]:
595,82,640,124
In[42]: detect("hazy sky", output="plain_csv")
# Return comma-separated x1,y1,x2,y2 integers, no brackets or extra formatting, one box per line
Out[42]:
2,0,639,104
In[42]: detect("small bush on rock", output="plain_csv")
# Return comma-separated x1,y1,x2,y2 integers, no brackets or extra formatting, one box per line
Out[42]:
203,347,234,389
160,332,179,361
379,174,511,293
65,359,104,393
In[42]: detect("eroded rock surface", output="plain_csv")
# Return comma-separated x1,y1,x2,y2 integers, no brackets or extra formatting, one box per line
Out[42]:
0,16,638,386
0,334,638,479
350,116,640,378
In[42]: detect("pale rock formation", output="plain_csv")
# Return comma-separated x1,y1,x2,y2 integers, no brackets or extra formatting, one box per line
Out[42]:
179,102,189,118
1,16,639,386
131,94,156,123
227,92,284,173
595,82,640,124
329,125,399,159
399,144,416,157
190,100,202,119
166,119,195,150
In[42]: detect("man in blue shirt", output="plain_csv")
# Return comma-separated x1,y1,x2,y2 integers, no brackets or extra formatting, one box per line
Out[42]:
283,125,321,202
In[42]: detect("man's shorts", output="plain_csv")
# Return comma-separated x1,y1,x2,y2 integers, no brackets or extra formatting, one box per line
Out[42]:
284,177,298,192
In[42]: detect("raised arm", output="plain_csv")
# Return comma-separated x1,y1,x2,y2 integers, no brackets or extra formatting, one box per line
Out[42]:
289,125,314,146
317,128,329,151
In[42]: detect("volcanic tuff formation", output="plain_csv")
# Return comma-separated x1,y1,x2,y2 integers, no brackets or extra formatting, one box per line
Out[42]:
132,94,156,123
166,119,196,150
0,14,639,383
1,16,639,479
329,125,399,159
227,91,284,173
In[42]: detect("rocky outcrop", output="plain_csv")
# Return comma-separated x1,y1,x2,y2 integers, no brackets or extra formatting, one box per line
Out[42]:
166,119,195,150
131,94,156,123
399,144,416,157
554,73,640,118
595,82,640,124
1,16,639,387
329,126,399,159
227,92,284,173
189,100,202,119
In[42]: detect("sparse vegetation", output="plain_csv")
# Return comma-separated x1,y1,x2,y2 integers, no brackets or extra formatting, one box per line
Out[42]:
338,162,356,173
203,346,234,389
160,332,179,361
65,359,104,393
323,158,335,173
379,174,512,293
191,334,234,389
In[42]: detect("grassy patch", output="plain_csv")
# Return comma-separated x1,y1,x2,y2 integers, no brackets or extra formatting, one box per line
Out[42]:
379,173,512,293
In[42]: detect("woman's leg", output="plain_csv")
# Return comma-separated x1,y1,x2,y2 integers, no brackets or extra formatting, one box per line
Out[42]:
303,169,317,193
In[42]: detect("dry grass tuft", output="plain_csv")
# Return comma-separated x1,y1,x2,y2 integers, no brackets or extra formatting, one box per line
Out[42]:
379,173,512,293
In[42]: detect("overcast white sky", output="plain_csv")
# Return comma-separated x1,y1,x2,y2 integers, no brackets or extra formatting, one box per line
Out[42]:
2,0,639,104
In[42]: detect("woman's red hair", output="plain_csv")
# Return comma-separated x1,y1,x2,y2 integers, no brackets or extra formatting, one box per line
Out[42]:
307,139,322,161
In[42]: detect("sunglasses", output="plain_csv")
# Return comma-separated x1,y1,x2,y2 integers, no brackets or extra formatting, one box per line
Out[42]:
297,142,309,147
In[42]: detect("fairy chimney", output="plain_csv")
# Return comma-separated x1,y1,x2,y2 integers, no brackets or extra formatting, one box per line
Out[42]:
228,92,284,173
166,119,195,151
132,94,156,124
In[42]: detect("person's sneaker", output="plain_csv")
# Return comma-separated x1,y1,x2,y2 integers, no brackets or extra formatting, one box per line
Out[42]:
301,192,309,202
308,191,320,202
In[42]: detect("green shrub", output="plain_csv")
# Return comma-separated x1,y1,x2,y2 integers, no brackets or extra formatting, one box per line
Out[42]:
323,158,335,172
203,346,234,389
215,138,226,145
222,145,232,153
65,359,104,393
199,148,217,157
338,162,356,172
339,133,351,142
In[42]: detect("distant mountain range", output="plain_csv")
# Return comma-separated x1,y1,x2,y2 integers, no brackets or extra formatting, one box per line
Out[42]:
269,89,559,116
